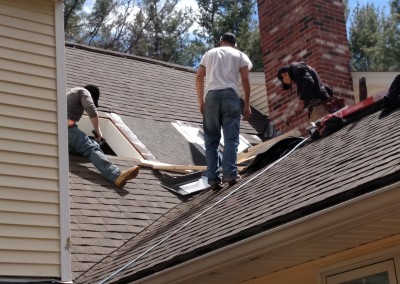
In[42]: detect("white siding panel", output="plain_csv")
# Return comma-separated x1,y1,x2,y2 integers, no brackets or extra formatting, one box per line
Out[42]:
0,212,59,227
0,175,59,191
0,139,58,156
1,92,56,111
0,69,56,88
0,129,58,146
0,263,59,277
0,237,59,251
0,47,55,67
0,58,56,78
0,36,55,56
0,25,54,46
0,0,62,278
0,81,56,100
0,14,54,36
0,163,59,180
0,104,57,122
0,0,54,25
0,200,59,215
0,224,59,239
0,151,58,168
0,187,59,203
0,251,60,264
0,46,55,68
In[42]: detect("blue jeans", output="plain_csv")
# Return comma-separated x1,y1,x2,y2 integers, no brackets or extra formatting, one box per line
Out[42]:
203,88,241,185
68,126,120,183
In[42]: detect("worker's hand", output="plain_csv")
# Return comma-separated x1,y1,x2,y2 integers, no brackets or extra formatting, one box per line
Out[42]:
242,106,251,121
92,129,103,142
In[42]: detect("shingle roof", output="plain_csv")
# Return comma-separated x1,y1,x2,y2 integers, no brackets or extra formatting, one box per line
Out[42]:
66,43,400,284
65,43,268,278
65,43,267,137
69,154,185,277
73,106,400,283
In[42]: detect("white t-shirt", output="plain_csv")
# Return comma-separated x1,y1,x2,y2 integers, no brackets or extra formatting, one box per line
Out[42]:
199,46,253,98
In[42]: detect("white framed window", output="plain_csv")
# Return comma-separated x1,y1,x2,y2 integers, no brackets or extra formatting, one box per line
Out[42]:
325,260,398,284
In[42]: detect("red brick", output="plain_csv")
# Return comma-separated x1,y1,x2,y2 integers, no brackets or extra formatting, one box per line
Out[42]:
258,0,355,133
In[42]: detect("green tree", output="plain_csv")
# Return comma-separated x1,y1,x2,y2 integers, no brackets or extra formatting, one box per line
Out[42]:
349,3,384,70
123,0,195,64
63,0,263,68
348,1,400,71
386,0,400,69
194,0,263,71
64,0,86,41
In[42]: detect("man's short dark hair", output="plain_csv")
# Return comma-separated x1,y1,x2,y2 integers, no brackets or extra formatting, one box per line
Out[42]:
220,32,236,45
84,84,100,107
277,66,292,90
277,66,290,80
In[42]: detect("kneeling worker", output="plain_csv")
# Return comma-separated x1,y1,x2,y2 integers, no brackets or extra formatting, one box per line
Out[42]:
67,84,139,188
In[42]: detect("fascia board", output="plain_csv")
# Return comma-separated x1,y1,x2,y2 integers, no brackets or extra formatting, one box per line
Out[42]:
132,181,400,284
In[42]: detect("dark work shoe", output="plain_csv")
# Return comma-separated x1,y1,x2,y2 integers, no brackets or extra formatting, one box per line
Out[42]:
210,183,223,191
228,175,241,186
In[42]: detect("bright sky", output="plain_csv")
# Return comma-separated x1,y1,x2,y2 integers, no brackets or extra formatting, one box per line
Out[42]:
348,0,391,14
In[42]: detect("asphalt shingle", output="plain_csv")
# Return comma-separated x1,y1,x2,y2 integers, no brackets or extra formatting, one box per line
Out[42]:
74,108,400,283
65,43,400,283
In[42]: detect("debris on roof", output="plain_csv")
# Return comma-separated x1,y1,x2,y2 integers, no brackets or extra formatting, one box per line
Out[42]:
160,171,207,195
237,129,301,164
242,136,306,174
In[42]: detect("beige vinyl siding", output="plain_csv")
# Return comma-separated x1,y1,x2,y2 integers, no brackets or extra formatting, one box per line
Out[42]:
244,73,269,116
0,0,62,278
243,234,400,284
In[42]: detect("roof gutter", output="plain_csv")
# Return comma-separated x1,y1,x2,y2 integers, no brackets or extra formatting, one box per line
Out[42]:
133,180,400,284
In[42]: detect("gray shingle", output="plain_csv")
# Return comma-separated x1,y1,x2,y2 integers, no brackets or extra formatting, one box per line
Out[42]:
66,43,400,284
74,108,400,284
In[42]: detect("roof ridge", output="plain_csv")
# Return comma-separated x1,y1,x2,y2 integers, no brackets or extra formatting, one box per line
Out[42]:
65,42,197,73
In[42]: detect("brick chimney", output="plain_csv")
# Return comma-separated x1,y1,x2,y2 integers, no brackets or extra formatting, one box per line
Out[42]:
257,0,355,134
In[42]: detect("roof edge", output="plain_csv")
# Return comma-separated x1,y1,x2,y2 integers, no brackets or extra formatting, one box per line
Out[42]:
124,174,400,284
65,42,197,73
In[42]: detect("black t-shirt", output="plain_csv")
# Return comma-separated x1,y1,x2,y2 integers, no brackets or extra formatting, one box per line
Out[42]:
288,62,330,109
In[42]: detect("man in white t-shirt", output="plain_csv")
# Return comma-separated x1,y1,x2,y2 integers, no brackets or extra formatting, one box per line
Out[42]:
195,32,253,190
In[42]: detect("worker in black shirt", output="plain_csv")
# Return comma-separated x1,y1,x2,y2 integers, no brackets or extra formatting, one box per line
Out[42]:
277,62,331,124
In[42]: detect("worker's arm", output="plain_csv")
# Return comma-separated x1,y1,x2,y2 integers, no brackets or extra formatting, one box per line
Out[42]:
80,88,102,142
239,65,251,121
196,65,206,115
286,99,305,125
90,116,103,142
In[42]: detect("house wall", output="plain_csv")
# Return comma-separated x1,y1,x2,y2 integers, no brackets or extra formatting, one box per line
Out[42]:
0,0,66,278
352,72,399,103
243,234,400,284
